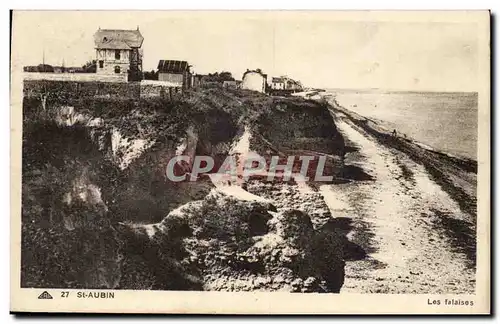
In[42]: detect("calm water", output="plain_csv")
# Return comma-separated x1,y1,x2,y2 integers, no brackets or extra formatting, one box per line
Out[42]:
330,90,478,160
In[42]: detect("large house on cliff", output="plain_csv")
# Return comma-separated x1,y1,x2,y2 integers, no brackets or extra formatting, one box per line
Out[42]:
94,27,144,81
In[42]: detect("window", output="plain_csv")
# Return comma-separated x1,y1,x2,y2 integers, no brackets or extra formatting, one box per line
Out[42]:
114,66,121,74
115,50,121,60
99,60,104,69
103,37,108,42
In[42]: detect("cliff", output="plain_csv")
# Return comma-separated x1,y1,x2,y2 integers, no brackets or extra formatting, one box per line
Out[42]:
21,83,346,291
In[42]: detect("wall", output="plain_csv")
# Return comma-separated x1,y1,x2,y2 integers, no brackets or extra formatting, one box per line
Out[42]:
97,49,130,63
271,82,285,90
97,62,130,77
24,72,127,83
139,80,183,100
158,73,184,87
241,73,266,93
96,49,131,77
23,79,184,100
285,80,302,92
23,79,140,99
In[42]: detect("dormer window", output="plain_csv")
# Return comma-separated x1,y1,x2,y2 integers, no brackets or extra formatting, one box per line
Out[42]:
115,50,121,60
103,37,108,42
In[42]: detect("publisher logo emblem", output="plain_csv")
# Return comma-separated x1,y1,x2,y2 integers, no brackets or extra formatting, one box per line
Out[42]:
37,291,53,299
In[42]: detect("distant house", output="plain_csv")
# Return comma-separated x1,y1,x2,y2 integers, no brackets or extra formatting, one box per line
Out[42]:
157,60,192,89
270,77,285,90
285,78,303,92
271,76,302,92
222,80,241,89
94,27,144,81
241,69,267,93
66,67,85,73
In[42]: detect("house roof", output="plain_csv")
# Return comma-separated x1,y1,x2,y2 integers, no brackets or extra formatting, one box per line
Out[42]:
272,77,284,83
242,69,267,79
157,60,190,73
94,29,144,49
287,79,301,85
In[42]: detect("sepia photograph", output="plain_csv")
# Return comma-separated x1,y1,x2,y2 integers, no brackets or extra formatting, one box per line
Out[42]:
9,10,490,314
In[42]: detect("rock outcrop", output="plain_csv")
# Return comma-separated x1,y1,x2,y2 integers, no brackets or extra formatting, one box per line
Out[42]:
21,84,347,291
115,189,345,292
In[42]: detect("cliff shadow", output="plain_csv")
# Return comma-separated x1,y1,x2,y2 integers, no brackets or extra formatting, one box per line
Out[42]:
344,145,360,154
319,217,376,261
341,165,374,182
429,209,476,270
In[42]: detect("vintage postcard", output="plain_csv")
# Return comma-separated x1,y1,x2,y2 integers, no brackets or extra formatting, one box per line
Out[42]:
10,10,490,314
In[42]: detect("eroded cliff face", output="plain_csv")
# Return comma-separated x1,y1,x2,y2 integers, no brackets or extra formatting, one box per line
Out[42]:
21,85,346,291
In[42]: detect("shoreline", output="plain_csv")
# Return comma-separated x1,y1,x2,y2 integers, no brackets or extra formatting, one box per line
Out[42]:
326,96,477,168
324,97,477,217
323,88,478,96
322,91,478,163
313,95,477,293
320,116,476,293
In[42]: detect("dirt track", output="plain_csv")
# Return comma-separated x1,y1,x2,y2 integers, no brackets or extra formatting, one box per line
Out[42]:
320,111,476,294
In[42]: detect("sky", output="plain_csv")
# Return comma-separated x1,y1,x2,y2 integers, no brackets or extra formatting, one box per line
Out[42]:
12,11,481,91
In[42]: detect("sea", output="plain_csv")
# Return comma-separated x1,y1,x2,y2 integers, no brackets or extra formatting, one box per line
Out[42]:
328,90,478,161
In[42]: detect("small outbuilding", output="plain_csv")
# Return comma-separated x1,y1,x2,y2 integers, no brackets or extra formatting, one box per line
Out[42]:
157,60,192,89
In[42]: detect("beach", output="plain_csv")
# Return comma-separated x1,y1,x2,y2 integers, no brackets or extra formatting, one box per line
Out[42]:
320,95,477,293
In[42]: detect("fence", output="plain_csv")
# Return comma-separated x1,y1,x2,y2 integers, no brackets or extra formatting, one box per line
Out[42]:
139,80,183,99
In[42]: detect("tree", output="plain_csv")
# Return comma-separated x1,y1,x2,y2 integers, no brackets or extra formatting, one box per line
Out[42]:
24,66,39,72
143,70,158,80
37,64,54,73
82,60,97,73
218,71,235,82
205,71,235,83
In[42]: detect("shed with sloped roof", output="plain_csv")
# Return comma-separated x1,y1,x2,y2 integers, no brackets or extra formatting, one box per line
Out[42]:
157,60,192,89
